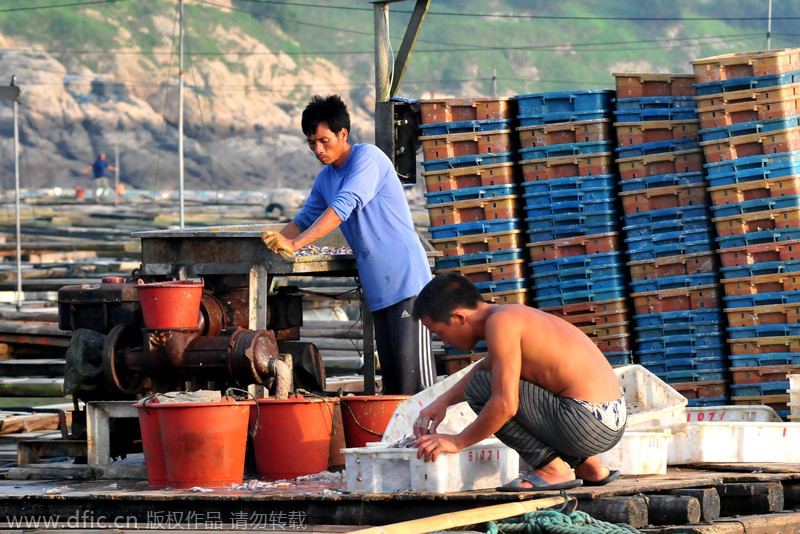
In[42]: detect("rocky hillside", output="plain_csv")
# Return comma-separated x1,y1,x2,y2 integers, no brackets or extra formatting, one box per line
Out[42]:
0,0,783,193
0,1,378,193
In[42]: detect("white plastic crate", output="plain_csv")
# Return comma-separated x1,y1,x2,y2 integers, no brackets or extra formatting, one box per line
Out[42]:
344,438,519,493
597,429,671,475
615,365,688,430
685,405,782,423
669,422,800,464
382,362,480,444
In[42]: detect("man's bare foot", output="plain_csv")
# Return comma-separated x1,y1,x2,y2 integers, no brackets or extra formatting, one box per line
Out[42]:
575,456,619,485
497,470,583,492
500,458,577,490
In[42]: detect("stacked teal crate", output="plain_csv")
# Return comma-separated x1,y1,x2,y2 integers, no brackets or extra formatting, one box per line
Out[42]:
514,89,633,366
613,73,731,407
418,97,525,373
693,49,800,419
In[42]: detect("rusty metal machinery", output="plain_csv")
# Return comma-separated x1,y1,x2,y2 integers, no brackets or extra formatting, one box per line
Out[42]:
58,276,325,400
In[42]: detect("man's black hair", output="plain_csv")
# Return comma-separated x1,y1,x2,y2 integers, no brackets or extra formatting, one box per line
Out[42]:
301,94,351,137
412,272,484,323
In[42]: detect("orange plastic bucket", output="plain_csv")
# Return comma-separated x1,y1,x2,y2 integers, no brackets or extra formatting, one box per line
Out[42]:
339,395,410,448
135,398,168,488
251,395,335,480
136,279,203,329
154,398,253,488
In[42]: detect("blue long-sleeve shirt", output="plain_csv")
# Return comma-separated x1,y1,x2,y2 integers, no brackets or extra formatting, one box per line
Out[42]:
294,144,431,312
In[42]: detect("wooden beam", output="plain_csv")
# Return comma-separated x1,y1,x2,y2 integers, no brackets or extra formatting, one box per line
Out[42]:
389,0,431,98
17,439,86,464
577,495,649,529
784,481,800,509
0,411,64,435
669,488,721,522
715,482,784,516
641,511,800,534
347,496,570,534
646,494,701,525
0,378,64,397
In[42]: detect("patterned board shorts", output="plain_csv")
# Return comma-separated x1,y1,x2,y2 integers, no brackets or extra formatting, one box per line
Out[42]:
573,396,627,431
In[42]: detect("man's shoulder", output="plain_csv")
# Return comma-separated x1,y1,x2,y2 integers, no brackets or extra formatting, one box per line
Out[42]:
353,143,391,162
489,303,534,317
485,304,537,328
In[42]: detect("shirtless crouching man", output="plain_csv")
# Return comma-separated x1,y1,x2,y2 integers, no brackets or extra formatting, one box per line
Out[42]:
412,273,626,491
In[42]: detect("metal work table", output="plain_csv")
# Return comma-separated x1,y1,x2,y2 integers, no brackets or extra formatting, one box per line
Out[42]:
131,224,376,392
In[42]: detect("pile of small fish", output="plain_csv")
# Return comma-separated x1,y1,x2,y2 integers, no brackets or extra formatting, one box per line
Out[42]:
292,245,353,257
390,435,417,448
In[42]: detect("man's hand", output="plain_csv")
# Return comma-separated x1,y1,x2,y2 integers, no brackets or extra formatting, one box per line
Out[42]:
413,402,447,437
415,434,462,462
262,230,296,255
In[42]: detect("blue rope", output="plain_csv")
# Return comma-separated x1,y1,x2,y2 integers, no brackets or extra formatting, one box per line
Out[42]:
483,510,641,534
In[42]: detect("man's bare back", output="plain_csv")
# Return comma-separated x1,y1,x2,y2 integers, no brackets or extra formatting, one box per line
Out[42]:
482,304,621,404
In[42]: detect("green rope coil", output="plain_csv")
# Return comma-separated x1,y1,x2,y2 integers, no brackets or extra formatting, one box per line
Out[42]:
484,510,641,534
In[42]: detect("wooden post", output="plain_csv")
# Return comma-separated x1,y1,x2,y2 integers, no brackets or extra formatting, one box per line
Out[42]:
646,494,701,525
715,482,784,517
577,495,649,529
362,298,375,395
670,488,721,522
373,2,392,104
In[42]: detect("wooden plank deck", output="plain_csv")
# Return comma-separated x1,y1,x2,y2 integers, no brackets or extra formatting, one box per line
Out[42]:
0,462,798,531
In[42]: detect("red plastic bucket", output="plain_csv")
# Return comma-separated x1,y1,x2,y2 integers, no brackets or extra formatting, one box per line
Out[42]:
339,395,410,448
153,398,253,488
251,395,335,480
136,279,203,329
135,399,168,488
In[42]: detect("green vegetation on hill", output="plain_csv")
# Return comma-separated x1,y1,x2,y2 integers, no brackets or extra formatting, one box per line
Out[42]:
0,0,793,101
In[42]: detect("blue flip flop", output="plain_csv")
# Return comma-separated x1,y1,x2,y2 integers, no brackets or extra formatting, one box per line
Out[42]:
496,472,584,492
583,469,621,486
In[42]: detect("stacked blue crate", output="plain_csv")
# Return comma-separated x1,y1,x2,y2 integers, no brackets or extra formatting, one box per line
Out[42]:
513,89,633,366
417,97,525,374
613,73,731,406
693,49,800,419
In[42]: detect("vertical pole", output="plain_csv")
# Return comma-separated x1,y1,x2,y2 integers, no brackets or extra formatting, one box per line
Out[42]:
114,142,119,207
361,297,376,395
13,97,22,309
374,2,391,103
178,0,185,228
492,67,497,97
767,0,772,50
274,133,280,189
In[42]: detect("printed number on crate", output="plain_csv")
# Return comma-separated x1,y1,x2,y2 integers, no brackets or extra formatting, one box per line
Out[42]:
686,410,728,422
468,449,498,462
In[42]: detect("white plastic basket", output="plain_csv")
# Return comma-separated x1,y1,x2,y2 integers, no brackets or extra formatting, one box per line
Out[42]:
669,422,800,464
615,365,688,430
343,438,519,493
382,362,480,444
597,428,671,475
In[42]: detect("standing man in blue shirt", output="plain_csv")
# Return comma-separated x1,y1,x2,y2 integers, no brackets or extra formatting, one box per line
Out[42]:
263,94,436,394
81,153,116,199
